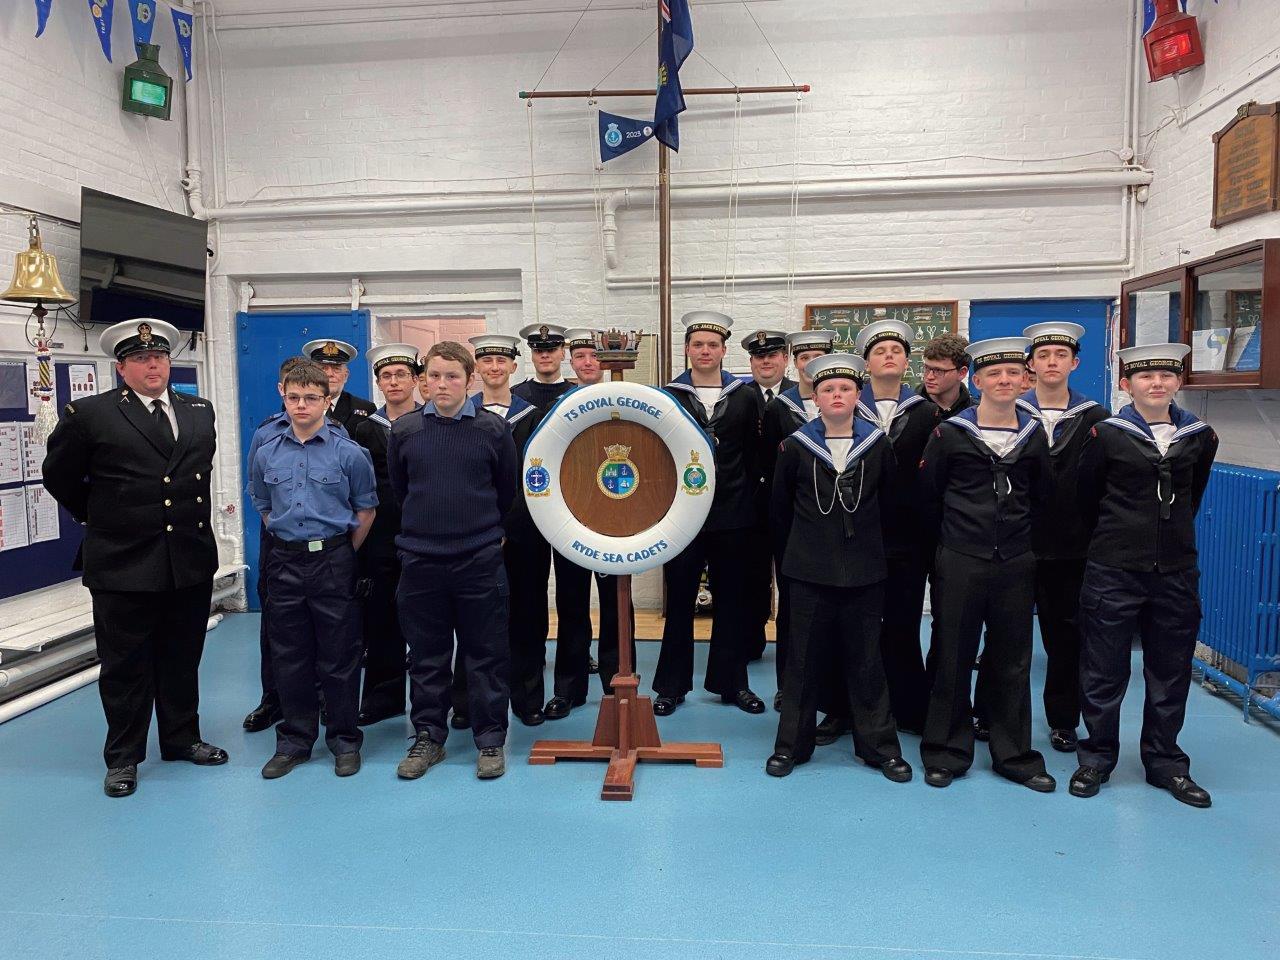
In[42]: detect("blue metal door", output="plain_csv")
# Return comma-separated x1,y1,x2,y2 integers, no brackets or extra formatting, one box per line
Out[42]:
236,310,371,608
966,299,1111,403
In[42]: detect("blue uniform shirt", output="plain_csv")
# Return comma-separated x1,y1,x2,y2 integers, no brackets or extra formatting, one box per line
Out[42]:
423,400,476,421
248,421,377,542
246,412,349,471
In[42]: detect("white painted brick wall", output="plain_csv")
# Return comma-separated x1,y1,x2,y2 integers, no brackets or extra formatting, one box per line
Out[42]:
1136,0,1280,472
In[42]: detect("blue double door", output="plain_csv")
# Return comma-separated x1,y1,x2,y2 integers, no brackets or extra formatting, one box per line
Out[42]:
967,298,1111,404
236,310,371,608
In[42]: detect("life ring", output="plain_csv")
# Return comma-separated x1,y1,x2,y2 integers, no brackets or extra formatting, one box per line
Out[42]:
522,381,715,576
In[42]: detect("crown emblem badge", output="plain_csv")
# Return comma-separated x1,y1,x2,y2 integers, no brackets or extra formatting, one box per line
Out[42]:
682,449,708,495
597,444,638,500
322,341,340,357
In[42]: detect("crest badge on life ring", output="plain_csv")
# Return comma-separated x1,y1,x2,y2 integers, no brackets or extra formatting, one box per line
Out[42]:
596,444,639,499
524,458,551,497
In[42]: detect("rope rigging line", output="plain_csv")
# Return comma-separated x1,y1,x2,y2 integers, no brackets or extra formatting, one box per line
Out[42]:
586,98,610,317
592,27,659,93
739,1,797,87
526,100,542,326
786,94,804,322
721,94,743,314
531,0,598,93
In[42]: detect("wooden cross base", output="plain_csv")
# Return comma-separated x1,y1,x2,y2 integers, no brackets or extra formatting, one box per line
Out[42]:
527,573,723,800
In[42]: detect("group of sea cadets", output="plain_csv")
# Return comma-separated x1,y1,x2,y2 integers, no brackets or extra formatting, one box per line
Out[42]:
245,312,1218,808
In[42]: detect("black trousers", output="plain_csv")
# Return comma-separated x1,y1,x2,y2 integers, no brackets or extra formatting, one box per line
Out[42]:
595,572,637,694
775,579,901,764
91,581,212,768
821,556,929,730
921,547,1046,782
504,533,592,714
266,540,363,758
256,526,279,709
358,551,407,716
398,544,510,749
1077,562,1201,779
1036,557,1086,732
654,527,752,699
745,524,774,660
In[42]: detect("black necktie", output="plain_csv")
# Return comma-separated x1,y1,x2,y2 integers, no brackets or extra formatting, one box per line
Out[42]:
765,388,775,402
151,398,175,447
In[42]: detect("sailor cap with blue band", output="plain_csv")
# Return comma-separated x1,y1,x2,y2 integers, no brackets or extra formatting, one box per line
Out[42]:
967,336,1033,370
367,343,419,374
681,310,733,339
518,323,567,350
806,352,866,385
563,328,600,351
1024,321,1086,353
854,319,914,357
101,318,179,359
1117,342,1191,376
786,329,837,356
302,338,358,365
469,334,521,358
741,329,788,355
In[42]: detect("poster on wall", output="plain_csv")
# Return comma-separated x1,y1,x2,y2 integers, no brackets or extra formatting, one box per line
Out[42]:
25,484,60,544
0,488,30,552
0,423,22,484
20,424,46,482
69,364,98,401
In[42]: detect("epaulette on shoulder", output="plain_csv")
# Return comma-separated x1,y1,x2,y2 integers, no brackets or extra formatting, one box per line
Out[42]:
64,402,75,415
351,408,369,417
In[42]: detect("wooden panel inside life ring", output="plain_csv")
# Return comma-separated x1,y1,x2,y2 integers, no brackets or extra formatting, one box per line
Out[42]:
560,420,677,537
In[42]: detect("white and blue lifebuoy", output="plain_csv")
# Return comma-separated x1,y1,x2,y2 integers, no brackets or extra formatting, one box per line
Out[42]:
522,381,716,576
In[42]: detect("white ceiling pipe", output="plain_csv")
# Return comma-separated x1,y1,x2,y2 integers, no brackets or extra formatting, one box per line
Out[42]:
0,666,101,725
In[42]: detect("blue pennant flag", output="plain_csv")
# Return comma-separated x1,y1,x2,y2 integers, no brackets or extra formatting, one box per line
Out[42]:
600,112,656,163
35,0,54,38
172,7,194,80
88,0,114,61
128,0,156,50
653,0,694,151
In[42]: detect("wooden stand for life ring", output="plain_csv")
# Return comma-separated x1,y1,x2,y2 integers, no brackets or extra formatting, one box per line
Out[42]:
528,361,723,800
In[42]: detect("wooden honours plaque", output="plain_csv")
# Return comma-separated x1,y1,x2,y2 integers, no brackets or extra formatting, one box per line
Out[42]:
1212,102,1280,228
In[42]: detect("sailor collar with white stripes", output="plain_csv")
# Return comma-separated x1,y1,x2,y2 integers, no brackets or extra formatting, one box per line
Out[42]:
855,382,926,428
1102,403,1208,453
666,369,745,402
777,383,816,422
946,406,1040,459
790,415,884,474
1015,388,1098,444
468,392,536,425
371,403,422,430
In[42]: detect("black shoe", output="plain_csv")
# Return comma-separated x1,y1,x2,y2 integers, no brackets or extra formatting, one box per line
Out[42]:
261,753,309,779
161,741,229,765
544,696,585,720
450,711,470,730
1022,772,1057,793
1049,728,1078,753
334,751,361,777
242,702,282,733
653,695,684,716
972,717,990,742
924,766,954,788
517,709,546,727
1069,765,1109,798
814,714,851,746
1146,772,1212,808
877,757,913,783
724,689,766,714
104,764,137,798
587,657,599,675
766,752,804,777
772,691,782,712
357,704,405,727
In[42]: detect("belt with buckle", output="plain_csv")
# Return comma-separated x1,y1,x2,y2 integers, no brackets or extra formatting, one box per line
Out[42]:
273,533,350,553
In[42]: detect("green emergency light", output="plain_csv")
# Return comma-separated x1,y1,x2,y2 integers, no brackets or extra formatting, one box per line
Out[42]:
121,44,172,120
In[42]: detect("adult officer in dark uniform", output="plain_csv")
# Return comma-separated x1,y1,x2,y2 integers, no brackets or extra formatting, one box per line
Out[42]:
301,338,376,433
352,343,422,725
740,329,795,662
760,329,837,708
1016,322,1109,753
1070,343,1218,807
917,336,1055,793
43,318,228,798
655,311,766,716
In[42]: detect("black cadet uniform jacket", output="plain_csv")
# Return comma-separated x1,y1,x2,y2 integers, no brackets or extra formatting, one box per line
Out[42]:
855,384,940,560
512,378,575,410
470,392,545,542
1015,389,1110,560
330,390,376,434
1076,403,1218,573
353,405,420,562
771,417,895,588
42,386,219,592
665,370,763,533
918,382,974,421
918,407,1051,562
760,385,813,503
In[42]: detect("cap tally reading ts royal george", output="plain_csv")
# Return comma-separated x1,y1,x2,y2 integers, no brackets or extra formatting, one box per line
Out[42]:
469,334,521,358
967,336,1033,369
366,343,419,374
1117,342,1191,375
786,330,836,356
806,352,866,385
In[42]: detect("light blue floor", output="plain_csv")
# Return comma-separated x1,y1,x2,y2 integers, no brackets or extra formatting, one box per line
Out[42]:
2,614,1278,960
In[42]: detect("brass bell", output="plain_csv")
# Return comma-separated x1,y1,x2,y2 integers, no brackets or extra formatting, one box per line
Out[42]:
2,216,75,307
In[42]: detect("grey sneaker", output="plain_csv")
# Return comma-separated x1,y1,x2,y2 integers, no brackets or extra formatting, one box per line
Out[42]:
476,745,506,780
397,733,445,780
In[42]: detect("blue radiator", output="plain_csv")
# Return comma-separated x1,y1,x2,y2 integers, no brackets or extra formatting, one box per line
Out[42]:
1193,463,1280,722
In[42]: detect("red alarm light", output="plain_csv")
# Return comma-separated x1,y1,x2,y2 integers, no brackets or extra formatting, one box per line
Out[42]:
1144,0,1204,82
